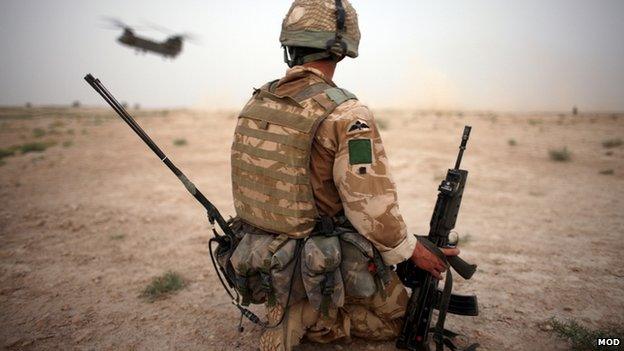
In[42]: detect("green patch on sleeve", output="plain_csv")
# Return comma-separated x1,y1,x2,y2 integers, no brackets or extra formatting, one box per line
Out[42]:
348,139,372,165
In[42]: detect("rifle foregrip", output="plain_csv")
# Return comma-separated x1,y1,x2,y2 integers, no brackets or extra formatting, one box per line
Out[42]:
448,255,477,280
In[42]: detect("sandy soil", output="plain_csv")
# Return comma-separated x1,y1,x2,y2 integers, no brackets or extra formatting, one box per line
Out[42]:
0,107,623,350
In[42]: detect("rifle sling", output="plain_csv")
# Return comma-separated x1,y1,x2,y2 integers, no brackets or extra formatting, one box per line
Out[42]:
435,270,453,351
417,236,480,350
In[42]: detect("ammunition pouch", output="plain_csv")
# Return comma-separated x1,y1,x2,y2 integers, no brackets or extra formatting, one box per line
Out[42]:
229,224,306,307
302,235,344,315
225,217,393,315
230,232,275,305
339,232,379,299
270,237,306,307
338,222,392,299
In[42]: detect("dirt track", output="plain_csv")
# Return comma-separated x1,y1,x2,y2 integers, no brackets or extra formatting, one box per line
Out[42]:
0,108,623,350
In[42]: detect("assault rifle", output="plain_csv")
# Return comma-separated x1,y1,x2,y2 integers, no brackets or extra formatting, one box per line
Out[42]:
83,74,262,326
396,126,479,351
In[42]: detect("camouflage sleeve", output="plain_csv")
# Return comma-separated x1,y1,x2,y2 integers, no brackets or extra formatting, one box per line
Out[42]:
317,100,416,265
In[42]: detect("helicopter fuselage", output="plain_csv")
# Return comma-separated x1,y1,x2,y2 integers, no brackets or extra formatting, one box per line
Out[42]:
117,30,182,58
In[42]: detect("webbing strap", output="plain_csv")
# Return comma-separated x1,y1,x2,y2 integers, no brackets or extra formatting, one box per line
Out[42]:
312,95,337,112
231,159,308,185
237,211,315,235
294,82,333,102
325,87,357,105
235,191,317,218
231,172,313,202
267,234,290,254
255,89,303,108
236,125,309,150
232,142,308,167
240,105,316,133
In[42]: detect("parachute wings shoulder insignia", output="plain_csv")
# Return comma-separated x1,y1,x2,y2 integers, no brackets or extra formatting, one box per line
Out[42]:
346,119,371,135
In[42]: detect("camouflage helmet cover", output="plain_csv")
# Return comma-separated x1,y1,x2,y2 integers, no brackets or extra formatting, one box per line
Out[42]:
280,0,361,58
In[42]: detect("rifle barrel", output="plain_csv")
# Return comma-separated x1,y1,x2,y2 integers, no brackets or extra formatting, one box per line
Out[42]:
454,125,472,170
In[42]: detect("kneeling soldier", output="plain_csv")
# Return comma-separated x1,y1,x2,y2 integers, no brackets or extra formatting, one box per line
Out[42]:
228,1,459,350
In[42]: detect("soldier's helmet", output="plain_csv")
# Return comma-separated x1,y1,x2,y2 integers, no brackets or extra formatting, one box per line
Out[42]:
280,0,360,67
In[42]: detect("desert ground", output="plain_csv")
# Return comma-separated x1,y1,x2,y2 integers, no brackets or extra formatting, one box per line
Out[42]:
0,107,622,350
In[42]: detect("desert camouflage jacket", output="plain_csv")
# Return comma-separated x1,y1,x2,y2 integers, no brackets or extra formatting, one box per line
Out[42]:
272,66,416,265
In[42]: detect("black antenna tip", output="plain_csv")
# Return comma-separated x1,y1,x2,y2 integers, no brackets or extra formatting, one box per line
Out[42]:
84,74,96,83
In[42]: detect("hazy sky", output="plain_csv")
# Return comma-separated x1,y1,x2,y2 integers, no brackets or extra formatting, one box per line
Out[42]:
1,0,623,111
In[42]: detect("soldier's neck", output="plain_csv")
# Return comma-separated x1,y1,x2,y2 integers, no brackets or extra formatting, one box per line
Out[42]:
303,60,336,81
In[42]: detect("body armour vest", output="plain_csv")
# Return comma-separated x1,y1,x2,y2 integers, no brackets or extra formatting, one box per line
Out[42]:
231,81,357,238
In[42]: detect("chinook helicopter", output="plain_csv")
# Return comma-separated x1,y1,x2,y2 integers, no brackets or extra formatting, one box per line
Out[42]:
103,17,197,59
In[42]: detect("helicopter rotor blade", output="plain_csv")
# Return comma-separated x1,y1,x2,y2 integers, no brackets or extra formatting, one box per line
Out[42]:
142,20,177,35
141,19,202,44
100,16,148,31
101,16,130,29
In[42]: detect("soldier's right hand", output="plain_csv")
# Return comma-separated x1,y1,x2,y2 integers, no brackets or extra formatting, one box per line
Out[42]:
410,242,460,280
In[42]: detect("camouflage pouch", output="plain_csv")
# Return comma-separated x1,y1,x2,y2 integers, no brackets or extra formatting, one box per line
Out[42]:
269,238,306,307
302,235,345,316
339,232,377,299
230,232,275,305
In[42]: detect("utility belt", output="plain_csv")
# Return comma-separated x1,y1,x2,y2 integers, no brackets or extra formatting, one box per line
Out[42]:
226,215,392,315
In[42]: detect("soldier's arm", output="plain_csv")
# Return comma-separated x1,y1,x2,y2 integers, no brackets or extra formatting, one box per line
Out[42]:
319,101,416,265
